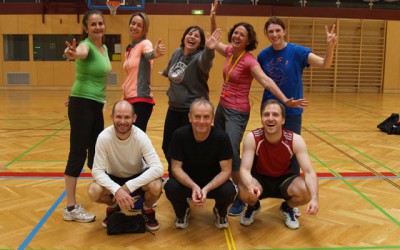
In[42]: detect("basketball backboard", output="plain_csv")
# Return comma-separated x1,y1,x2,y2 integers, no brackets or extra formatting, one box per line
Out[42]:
88,0,144,11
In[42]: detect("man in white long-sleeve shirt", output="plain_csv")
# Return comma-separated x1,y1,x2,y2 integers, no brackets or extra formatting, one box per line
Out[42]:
88,100,164,231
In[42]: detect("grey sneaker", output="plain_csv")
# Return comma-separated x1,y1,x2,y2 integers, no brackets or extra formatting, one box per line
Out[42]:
240,201,261,226
213,207,229,229
63,204,96,223
175,207,191,229
279,202,299,229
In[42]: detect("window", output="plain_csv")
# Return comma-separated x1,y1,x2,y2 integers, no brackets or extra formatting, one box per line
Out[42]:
32,34,121,61
104,34,122,61
3,35,29,61
33,34,80,61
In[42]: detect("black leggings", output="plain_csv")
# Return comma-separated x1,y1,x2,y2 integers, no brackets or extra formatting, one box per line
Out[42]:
132,102,154,133
64,97,104,177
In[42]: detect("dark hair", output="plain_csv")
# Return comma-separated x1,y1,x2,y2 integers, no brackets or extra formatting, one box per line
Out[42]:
260,99,286,118
128,12,150,39
81,10,105,40
228,22,258,51
190,97,215,114
112,100,135,116
264,17,286,35
180,26,205,51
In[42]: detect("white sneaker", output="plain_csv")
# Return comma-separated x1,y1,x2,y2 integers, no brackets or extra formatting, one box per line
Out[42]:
279,202,299,229
63,204,96,223
175,207,191,229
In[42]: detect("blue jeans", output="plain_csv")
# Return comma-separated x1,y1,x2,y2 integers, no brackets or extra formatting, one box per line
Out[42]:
214,104,249,172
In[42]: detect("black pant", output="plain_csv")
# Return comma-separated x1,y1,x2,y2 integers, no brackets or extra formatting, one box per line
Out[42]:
164,176,236,218
132,102,153,133
65,97,104,177
162,108,190,174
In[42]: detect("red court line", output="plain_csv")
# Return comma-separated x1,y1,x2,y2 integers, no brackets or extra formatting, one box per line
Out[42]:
0,172,397,178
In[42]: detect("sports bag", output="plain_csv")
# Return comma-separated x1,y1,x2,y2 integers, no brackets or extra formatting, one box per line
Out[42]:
377,113,400,135
107,213,146,235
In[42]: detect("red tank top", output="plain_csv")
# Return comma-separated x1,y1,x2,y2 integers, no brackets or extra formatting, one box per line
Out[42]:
252,128,294,177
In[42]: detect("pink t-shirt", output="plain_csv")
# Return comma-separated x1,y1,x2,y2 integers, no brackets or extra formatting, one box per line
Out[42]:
219,46,259,113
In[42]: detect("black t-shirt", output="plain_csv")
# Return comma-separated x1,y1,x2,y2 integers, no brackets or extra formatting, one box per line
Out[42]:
168,125,233,187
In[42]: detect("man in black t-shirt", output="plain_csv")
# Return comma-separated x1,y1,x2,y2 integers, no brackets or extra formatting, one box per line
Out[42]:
164,98,236,229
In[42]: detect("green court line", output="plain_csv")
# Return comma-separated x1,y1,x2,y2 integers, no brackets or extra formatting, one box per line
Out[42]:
310,151,400,227
311,124,399,176
4,123,69,169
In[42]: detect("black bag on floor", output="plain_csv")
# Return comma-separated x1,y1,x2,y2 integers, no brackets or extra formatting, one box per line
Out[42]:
107,213,146,235
377,113,400,135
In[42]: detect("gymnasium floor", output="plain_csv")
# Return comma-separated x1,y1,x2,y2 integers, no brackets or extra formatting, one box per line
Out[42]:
1,90,399,250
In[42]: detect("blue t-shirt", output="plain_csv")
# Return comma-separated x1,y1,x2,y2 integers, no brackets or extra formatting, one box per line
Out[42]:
258,43,311,116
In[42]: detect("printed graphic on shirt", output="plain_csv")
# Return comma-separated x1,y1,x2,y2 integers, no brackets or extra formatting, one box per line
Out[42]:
267,57,289,87
168,61,187,84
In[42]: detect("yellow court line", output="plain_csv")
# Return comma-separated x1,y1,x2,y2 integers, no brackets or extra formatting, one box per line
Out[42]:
224,227,237,250
224,229,232,250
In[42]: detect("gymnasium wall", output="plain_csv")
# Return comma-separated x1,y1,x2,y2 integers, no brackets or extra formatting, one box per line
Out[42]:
0,14,399,93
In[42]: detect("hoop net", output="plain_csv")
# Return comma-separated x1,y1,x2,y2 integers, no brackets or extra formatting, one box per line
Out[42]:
106,1,121,15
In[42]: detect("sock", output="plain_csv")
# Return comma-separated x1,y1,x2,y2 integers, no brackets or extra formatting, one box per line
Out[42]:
67,205,76,212
143,204,152,211
282,201,292,212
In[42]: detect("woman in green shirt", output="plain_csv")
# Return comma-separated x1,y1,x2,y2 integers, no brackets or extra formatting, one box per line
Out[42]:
63,10,111,223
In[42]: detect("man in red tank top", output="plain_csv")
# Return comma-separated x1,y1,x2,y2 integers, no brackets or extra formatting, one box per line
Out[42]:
238,99,318,229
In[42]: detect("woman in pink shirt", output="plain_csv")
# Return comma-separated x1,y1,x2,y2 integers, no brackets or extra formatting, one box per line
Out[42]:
122,12,165,132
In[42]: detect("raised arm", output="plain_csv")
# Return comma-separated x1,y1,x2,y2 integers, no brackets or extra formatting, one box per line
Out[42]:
251,64,309,108
210,0,227,56
64,38,89,60
293,133,319,215
307,24,337,69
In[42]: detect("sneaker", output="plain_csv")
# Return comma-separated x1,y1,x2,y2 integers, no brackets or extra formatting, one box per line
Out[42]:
142,208,160,231
240,201,261,226
293,207,301,218
175,207,191,229
279,202,299,229
102,205,120,228
213,207,229,229
228,196,245,216
63,204,96,223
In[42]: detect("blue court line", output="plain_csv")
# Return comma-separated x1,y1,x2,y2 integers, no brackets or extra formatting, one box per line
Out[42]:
17,190,66,250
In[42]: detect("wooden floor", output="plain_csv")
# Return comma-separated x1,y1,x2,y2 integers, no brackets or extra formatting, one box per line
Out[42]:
1,90,399,250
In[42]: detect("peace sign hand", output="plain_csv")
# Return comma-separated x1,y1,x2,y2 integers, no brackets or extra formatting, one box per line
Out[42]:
64,39,77,59
325,24,337,49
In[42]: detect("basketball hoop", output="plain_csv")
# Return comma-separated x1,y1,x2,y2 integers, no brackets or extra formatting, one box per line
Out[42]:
106,1,121,15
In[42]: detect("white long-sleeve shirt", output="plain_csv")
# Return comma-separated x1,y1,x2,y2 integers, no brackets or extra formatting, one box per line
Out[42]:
92,125,164,195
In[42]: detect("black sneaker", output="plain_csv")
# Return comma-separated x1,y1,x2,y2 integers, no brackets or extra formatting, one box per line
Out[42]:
175,207,191,229
213,207,229,229
142,208,160,231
